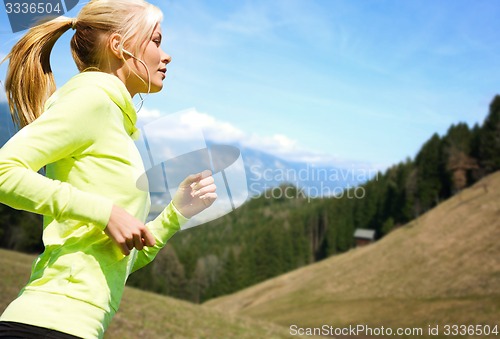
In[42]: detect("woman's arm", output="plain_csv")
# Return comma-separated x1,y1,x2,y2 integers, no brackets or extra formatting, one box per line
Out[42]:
131,170,217,272
0,87,115,228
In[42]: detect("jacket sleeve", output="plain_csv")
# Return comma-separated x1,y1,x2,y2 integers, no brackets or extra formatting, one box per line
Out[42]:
131,202,188,273
0,87,114,229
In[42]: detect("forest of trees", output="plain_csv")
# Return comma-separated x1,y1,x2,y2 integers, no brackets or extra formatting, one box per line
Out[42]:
1,95,499,304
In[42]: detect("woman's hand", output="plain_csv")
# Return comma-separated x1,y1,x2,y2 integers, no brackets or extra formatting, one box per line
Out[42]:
173,170,217,219
105,205,156,256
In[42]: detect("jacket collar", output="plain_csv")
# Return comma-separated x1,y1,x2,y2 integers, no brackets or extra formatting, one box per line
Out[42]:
69,72,139,138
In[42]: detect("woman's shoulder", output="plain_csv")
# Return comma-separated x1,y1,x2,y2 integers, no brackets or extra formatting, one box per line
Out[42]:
45,73,112,110
46,72,132,111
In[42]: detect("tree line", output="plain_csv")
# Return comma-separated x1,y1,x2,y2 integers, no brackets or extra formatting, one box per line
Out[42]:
1,96,499,303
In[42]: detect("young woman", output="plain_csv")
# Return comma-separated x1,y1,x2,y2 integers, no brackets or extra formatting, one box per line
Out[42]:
0,0,217,338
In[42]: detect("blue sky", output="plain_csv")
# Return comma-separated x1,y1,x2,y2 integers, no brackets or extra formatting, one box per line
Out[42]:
1,0,499,171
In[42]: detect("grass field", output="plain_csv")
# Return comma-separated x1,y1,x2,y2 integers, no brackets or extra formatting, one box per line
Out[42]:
206,172,500,338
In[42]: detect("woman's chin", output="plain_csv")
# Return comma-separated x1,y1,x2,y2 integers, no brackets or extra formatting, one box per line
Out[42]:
148,83,164,93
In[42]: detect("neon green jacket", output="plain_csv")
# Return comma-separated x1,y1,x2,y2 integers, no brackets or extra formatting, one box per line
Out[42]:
0,72,186,338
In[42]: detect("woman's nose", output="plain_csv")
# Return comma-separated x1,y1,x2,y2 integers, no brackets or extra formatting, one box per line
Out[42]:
162,50,172,65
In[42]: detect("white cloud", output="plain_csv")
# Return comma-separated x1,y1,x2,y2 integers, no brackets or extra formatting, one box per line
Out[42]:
137,106,384,171
138,107,245,143
178,110,246,142
138,107,162,120
140,107,305,158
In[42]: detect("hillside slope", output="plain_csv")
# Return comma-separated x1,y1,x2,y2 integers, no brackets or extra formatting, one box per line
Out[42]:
0,249,304,339
206,171,500,337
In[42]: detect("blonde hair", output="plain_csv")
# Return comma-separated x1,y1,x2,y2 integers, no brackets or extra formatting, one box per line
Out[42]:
3,0,162,128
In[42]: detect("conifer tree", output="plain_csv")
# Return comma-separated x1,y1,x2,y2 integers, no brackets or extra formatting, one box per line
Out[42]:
479,96,500,174
415,133,444,213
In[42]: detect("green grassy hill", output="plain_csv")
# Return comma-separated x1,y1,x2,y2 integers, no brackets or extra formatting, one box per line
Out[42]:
0,249,304,339
205,172,500,338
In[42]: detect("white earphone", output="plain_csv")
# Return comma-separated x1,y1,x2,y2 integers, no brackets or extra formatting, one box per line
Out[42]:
122,48,135,58
122,48,150,111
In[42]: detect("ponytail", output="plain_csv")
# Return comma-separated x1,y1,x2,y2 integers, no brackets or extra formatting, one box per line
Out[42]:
3,17,73,128
3,0,162,129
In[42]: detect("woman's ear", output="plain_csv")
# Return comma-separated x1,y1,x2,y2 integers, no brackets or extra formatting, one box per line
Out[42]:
108,33,125,59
